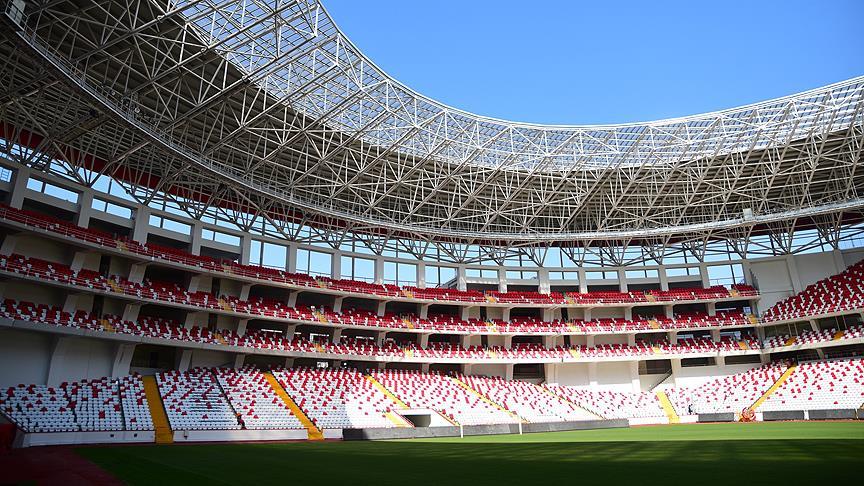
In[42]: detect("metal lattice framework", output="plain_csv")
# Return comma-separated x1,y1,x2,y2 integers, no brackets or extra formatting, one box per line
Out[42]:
0,0,862,260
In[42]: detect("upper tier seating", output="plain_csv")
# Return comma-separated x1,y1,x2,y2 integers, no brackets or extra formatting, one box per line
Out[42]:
273,368,397,429
759,358,864,411
665,362,788,414
0,204,754,307
369,370,519,425
459,375,597,422
157,368,241,430
544,387,665,420
763,261,864,322
213,367,304,430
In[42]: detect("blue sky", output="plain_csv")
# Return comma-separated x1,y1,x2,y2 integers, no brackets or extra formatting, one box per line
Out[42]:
323,0,864,125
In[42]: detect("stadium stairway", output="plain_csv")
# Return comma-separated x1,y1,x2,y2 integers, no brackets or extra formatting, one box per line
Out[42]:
655,391,680,424
142,376,173,444
262,372,323,440
751,364,797,411
450,376,526,423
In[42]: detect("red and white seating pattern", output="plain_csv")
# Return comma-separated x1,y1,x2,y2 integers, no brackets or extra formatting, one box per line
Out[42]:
156,368,240,430
763,325,864,349
119,375,153,431
274,368,397,429
544,387,665,420
369,370,518,426
763,261,864,322
666,363,788,414
63,378,123,432
0,375,153,433
213,367,303,430
459,375,597,422
0,204,755,308
1,385,78,432
760,358,864,411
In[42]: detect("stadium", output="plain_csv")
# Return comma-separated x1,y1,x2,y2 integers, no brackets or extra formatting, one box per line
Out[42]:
0,0,862,483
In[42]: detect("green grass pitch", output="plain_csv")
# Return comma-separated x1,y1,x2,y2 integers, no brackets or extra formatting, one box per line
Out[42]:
76,422,864,486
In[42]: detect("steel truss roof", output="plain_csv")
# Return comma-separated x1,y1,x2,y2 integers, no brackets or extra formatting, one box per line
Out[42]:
0,0,862,246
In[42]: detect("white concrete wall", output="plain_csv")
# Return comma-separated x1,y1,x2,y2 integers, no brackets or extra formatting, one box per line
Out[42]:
671,363,760,389
470,364,508,378
49,337,115,385
0,328,52,387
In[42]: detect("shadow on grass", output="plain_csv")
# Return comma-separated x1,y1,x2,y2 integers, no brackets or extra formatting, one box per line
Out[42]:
77,439,864,486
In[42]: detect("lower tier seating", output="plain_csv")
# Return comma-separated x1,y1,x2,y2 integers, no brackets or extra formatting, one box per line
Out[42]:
459,375,598,422
273,368,397,429
0,375,152,433
369,369,520,426
214,367,304,430
760,358,864,411
157,368,241,431
665,363,789,414
543,387,665,420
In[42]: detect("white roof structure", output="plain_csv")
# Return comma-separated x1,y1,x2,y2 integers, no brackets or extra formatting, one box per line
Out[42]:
0,0,862,249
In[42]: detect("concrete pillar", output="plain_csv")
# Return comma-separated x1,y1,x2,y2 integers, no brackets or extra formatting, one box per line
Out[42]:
333,296,344,313
0,234,19,256
459,335,471,348
760,353,770,364
462,363,473,375
667,331,678,345
236,319,248,337
184,311,207,329
542,308,555,323
416,262,426,289
501,307,511,323
627,334,637,346
418,303,430,319
190,222,203,256
658,267,670,292
239,234,252,265
710,329,721,342
785,255,803,294
544,363,559,384
456,265,467,291
585,335,595,348
287,243,298,273
699,264,711,288
583,308,592,321
284,324,297,340
332,328,342,344
233,354,245,369
376,301,387,317
502,335,513,349
460,306,471,321
284,358,295,369
618,269,628,293
374,257,385,285
121,304,141,323
376,331,387,346
331,250,342,280
741,260,754,286
504,364,514,381
128,263,148,284
809,320,820,332
670,358,682,386
623,307,633,320
538,268,550,294
664,304,674,319
831,249,846,275
70,251,94,273
421,363,430,373
111,344,136,378
629,361,640,393
75,190,94,228
239,284,253,302
418,334,429,349
46,336,72,386
7,166,30,209
578,269,588,294
188,274,212,294
132,206,150,244
706,302,716,317
716,355,726,367
497,268,507,293
177,350,192,372
62,293,82,314
287,291,298,308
